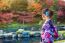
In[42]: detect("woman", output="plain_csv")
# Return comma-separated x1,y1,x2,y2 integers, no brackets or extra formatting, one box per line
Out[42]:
41,8,58,43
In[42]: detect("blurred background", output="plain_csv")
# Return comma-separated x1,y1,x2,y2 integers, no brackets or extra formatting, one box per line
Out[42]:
0,0,65,43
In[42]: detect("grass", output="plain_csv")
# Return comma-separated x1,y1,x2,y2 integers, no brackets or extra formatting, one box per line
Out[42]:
58,31,65,34
54,40,65,43
54,31,65,43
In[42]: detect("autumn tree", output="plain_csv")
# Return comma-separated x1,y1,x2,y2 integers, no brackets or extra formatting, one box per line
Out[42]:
11,0,28,11
0,11,13,24
0,0,14,11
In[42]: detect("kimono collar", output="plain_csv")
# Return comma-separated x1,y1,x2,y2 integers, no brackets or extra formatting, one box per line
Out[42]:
45,19,51,23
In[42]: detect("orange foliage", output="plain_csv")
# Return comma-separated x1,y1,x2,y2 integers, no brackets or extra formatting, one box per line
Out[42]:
0,1,7,8
31,3,42,12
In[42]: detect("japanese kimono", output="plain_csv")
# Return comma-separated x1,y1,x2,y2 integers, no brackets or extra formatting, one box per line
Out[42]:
41,19,58,43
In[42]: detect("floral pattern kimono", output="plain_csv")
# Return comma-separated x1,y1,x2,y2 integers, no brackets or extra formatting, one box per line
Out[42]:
41,19,58,43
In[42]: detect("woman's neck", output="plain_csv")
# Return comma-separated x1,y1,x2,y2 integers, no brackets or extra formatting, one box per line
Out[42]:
45,17,51,21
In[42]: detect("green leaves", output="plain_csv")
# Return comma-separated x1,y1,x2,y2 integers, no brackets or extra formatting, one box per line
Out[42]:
11,0,28,11
34,0,39,3
0,0,28,11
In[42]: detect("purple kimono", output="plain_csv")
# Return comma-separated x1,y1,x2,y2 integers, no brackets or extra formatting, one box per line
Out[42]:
41,19,58,43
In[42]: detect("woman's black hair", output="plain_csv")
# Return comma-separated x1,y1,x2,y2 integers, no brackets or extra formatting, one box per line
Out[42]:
44,8,49,14
49,10,54,17
43,8,53,17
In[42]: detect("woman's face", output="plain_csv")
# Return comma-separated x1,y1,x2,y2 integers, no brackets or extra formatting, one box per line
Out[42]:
42,14,47,20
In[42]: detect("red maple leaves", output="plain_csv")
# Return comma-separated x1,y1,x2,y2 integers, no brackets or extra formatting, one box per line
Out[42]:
0,12,13,23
